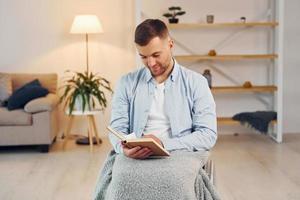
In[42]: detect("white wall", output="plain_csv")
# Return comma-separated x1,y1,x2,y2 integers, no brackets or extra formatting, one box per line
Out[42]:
0,0,299,136
283,0,300,133
0,0,137,137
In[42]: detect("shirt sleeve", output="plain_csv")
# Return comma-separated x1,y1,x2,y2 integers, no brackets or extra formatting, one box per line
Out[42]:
108,76,131,154
161,76,217,151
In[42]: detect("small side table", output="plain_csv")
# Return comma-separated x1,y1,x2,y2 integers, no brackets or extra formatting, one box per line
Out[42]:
63,110,102,153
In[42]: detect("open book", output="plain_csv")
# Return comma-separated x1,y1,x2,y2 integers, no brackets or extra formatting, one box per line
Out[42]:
107,126,170,156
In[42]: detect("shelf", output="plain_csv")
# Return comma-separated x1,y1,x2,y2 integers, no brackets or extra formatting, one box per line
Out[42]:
211,86,277,93
168,22,279,29
217,117,277,125
175,54,278,61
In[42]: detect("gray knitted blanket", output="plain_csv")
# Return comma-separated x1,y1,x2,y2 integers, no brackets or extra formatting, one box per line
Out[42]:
93,150,220,200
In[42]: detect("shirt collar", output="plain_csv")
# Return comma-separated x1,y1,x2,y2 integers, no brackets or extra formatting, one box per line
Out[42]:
144,58,180,83
170,59,179,82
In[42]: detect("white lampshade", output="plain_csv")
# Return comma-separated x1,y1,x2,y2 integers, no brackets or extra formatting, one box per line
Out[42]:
70,15,103,34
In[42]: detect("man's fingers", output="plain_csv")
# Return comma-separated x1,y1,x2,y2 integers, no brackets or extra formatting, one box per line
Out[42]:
131,147,149,157
136,148,152,158
123,145,153,159
139,151,153,159
131,147,152,159
126,146,141,155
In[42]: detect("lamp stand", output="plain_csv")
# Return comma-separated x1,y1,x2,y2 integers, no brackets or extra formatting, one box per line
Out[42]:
75,33,101,146
85,33,89,73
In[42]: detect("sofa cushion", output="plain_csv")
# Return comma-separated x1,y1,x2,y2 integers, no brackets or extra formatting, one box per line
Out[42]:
0,107,32,125
7,79,49,110
0,73,13,106
24,93,59,113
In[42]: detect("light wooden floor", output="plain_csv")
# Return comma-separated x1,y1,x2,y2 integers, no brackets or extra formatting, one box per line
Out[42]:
0,134,300,200
211,134,300,200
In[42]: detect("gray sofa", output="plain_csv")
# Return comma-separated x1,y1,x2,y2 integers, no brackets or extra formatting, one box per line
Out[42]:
0,73,59,152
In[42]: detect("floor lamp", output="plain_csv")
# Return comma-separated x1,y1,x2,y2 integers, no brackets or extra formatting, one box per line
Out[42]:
70,15,103,145
70,15,103,74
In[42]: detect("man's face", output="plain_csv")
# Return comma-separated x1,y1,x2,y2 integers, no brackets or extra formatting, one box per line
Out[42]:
136,36,173,78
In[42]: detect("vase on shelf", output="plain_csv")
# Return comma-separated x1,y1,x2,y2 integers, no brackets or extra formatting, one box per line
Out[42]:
203,69,212,89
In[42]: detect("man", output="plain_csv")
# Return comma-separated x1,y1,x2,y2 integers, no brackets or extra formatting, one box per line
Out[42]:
109,19,217,159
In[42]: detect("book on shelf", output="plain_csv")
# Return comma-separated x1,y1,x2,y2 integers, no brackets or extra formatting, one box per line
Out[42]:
107,126,170,156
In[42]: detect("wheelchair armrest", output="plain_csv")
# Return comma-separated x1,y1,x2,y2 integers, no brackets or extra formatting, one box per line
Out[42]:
203,159,216,186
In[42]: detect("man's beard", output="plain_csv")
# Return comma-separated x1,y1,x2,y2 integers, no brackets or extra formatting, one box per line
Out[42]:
149,63,166,76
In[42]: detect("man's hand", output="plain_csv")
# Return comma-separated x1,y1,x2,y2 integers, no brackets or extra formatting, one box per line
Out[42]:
143,134,163,147
122,143,153,159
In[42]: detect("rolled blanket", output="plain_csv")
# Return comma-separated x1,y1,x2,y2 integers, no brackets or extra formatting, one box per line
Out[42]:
93,150,220,200
232,111,277,133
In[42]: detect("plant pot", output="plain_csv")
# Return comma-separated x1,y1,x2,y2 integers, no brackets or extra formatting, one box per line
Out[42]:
74,95,92,112
169,18,179,24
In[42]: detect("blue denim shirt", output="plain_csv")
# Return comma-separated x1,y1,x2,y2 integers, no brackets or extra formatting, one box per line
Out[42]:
109,60,217,153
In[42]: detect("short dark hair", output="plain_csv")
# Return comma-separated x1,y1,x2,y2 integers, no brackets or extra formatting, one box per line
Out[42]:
134,19,169,46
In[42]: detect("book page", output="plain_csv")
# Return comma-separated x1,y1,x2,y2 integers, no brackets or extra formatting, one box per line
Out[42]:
107,126,126,141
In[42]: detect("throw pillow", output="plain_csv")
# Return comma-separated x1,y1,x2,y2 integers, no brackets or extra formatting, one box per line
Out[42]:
0,73,13,106
7,79,49,110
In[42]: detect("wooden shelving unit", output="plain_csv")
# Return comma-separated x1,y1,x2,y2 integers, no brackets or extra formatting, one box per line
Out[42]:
217,117,277,125
136,0,283,143
211,86,277,93
168,22,279,29
175,54,278,61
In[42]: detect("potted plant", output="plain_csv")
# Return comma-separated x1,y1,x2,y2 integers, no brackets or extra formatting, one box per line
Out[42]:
59,70,113,115
163,6,186,24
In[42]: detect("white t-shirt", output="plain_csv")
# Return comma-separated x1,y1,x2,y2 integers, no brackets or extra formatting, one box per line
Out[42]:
143,82,171,140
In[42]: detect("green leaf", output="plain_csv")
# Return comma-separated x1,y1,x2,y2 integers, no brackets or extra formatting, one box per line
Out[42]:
169,6,181,11
59,70,113,113
163,13,173,18
175,11,186,16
